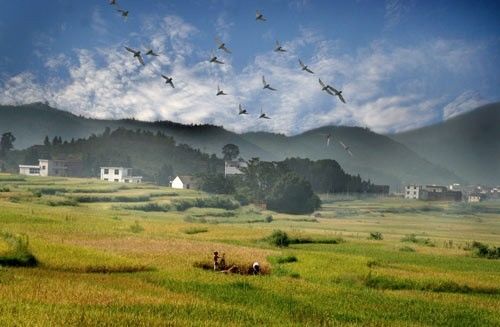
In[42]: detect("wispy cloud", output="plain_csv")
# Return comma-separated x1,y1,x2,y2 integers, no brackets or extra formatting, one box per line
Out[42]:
0,14,493,135
443,90,487,120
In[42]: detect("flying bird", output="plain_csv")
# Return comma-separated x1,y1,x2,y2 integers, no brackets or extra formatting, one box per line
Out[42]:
299,59,314,74
329,86,346,103
145,49,159,57
339,141,353,157
319,133,332,146
124,47,144,65
238,104,248,115
262,75,277,91
109,0,117,5
161,75,174,88
318,78,334,95
256,10,266,21
117,9,129,19
274,40,286,52
215,37,231,54
216,85,227,96
259,107,271,119
209,53,224,64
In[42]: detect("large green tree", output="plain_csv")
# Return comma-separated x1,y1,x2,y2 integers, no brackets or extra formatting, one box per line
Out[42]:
0,132,15,157
266,172,321,214
222,144,240,161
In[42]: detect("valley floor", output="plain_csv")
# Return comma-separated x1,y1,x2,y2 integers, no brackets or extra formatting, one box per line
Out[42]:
0,174,499,326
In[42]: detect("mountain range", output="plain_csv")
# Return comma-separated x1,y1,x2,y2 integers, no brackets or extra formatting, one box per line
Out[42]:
1,102,499,189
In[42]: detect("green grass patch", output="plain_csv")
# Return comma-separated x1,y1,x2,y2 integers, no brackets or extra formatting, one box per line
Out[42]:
364,273,500,295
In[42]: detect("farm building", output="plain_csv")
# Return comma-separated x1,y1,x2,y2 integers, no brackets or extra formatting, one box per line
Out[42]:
224,160,248,177
467,194,482,203
100,167,142,183
405,185,422,199
19,159,82,177
171,175,197,189
405,184,462,201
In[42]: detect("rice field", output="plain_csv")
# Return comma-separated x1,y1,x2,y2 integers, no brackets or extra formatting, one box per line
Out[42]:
0,174,499,326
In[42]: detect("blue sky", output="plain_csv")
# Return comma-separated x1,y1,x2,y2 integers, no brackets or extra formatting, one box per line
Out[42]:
0,0,499,134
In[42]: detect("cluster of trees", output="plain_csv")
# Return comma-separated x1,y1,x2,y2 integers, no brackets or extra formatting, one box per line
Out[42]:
283,158,388,194
197,146,389,214
199,157,321,214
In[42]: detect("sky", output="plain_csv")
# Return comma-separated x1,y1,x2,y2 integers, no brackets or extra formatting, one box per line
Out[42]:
0,0,499,135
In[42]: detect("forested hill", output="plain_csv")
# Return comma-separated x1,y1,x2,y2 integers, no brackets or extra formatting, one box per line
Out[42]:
4,102,498,187
3,128,222,182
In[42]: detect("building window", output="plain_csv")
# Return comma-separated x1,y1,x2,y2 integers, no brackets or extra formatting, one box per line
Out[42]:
104,168,109,174
29,168,40,174
114,169,119,175
42,166,46,170
104,178,108,181
114,179,119,182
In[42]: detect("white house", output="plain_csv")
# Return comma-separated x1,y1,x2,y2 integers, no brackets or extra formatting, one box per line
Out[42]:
224,160,248,177
19,159,67,177
467,194,481,203
171,175,197,189
405,185,422,199
100,167,142,183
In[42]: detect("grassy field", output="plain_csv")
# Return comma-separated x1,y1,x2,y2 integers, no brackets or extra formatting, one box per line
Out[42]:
0,174,499,326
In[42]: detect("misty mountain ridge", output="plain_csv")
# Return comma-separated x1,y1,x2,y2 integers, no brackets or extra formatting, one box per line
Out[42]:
1,102,499,188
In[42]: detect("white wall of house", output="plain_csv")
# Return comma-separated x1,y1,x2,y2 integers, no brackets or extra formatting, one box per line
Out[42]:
405,185,421,199
39,159,66,177
171,176,184,189
224,160,248,176
19,165,41,176
100,167,141,183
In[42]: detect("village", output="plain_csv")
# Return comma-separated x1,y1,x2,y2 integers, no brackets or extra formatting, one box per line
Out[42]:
17,157,500,204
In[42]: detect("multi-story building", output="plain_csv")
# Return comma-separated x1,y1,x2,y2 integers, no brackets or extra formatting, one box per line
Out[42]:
100,167,142,183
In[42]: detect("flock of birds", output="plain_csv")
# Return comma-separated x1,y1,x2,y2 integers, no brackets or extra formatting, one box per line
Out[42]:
108,1,353,157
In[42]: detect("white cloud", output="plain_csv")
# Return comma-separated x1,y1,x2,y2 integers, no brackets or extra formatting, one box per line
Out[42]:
0,14,491,135
443,90,487,120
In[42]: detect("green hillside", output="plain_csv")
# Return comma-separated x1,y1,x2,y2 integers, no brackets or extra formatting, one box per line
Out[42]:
5,102,496,189
390,103,500,185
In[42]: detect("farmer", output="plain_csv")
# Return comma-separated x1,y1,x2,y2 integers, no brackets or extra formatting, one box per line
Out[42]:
213,251,220,270
252,261,260,275
219,253,226,270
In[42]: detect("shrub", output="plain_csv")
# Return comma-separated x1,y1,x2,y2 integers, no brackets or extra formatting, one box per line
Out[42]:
73,195,150,203
289,236,344,245
182,227,208,235
399,246,416,252
275,255,298,264
401,234,434,247
0,186,10,192
123,203,170,212
467,241,500,259
268,230,290,247
265,215,273,223
171,197,240,211
368,232,383,240
47,198,79,207
129,221,144,233
0,232,37,267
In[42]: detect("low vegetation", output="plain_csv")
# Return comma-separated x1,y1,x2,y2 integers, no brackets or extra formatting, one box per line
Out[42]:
466,241,500,259
0,232,37,267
